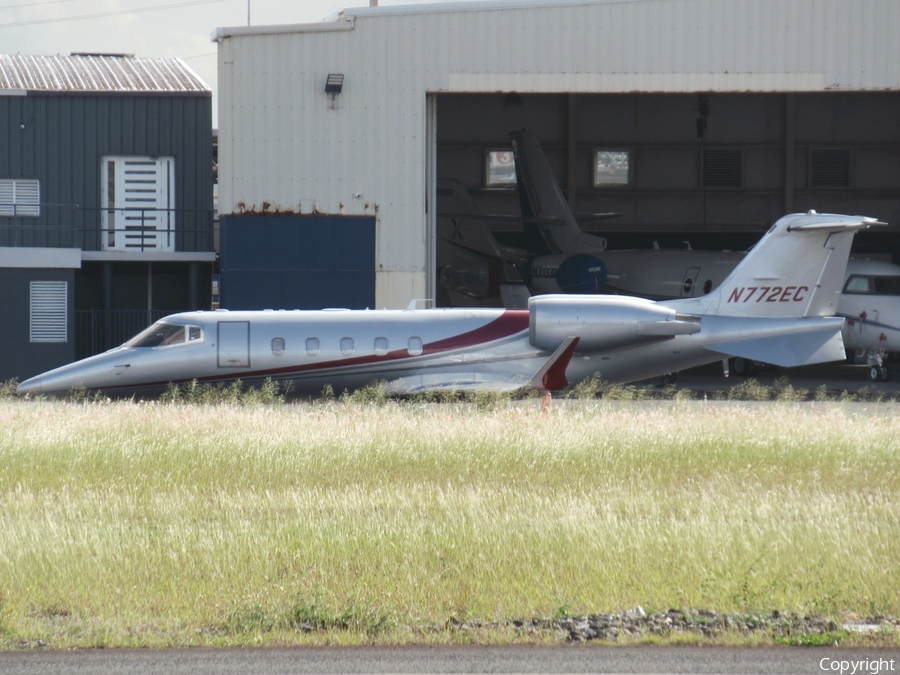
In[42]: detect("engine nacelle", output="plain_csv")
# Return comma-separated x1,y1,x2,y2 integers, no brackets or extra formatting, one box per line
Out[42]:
528,295,701,352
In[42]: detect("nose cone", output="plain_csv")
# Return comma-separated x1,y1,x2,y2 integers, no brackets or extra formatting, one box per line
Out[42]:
15,354,112,398
16,375,43,397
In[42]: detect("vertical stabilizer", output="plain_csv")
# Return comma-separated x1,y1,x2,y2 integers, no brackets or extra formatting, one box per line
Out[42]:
696,212,881,318
510,129,585,255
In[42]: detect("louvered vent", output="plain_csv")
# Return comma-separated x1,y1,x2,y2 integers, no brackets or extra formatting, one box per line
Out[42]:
30,281,67,343
0,179,40,216
810,148,851,187
703,149,742,188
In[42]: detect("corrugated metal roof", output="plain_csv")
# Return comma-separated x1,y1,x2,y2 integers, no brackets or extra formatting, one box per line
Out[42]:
0,53,210,93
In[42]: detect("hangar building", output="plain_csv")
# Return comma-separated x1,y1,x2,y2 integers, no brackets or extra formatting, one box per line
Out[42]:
212,0,900,310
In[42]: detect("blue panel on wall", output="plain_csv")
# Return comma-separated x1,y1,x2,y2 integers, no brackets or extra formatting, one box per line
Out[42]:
219,215,376,310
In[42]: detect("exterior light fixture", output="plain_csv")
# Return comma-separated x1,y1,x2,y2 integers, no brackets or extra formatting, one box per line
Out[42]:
325,73,344,95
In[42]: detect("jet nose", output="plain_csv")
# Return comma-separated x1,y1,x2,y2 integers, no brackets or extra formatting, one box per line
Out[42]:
16,376,42,397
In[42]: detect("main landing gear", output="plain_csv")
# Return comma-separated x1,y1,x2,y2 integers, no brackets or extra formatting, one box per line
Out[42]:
864,342,891,382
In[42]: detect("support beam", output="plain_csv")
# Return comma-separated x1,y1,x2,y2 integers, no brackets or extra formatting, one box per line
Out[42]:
784,93,795,214
102,262,113,350
189,261,200,309
147,262,153,326
567,93,577,208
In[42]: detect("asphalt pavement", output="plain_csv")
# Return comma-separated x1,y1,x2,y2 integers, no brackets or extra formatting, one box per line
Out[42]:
1,645,899,675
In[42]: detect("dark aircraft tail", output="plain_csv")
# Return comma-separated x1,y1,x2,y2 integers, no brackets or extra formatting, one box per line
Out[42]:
510,129,611,256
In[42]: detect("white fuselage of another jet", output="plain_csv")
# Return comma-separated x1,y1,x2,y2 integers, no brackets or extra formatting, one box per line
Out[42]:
839,259,900,364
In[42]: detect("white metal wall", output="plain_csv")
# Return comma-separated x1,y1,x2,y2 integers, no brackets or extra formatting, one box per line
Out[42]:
215,0,900,308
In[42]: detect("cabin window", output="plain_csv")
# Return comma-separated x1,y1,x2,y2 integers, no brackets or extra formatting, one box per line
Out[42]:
305,337,320,356
843,275,872,294
593,149,631,187
374,337,388,355
0,179,40,216
29,281,66,343
407,336,423,356
340,337,354,356
484,149,517,187
271,337,285,355
873,276,900,296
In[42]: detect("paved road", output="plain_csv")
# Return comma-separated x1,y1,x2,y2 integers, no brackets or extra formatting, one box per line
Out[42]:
1,646,899,675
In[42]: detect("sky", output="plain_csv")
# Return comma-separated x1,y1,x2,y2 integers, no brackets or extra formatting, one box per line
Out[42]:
0,0,445,125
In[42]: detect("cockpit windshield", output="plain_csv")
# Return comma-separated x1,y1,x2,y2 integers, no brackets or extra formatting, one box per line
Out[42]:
126,322,203,347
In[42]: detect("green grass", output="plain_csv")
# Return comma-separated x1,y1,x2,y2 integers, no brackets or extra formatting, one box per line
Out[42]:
0,399,898,647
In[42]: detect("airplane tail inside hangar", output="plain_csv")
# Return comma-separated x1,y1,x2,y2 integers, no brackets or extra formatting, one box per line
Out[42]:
214,0,900,311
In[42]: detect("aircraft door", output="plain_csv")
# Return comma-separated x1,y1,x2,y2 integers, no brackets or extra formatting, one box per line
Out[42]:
681,267,701,297
218,321,250,368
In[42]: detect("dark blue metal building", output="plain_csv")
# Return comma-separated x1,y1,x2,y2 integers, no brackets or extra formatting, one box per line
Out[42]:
0,53,215,382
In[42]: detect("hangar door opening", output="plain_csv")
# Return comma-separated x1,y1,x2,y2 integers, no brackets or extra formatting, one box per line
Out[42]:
434,92,900,308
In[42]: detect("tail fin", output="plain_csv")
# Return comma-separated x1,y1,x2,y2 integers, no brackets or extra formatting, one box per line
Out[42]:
694,212,882,318
510,129,590,255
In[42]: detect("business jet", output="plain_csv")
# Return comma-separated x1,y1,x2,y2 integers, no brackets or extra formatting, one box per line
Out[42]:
17,211,876,398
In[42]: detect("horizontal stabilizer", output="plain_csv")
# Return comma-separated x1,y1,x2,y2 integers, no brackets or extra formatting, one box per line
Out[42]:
703,317,846,368
786,215,886,231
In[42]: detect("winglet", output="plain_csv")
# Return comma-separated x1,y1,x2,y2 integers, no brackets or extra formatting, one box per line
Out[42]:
529,336,580,390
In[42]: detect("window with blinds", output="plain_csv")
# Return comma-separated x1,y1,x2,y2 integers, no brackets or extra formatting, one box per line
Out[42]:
30,281,67,343
0,179,40,216
100,156,175,251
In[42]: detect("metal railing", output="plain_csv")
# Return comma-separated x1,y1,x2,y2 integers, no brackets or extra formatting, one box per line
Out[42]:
0,203,214,252
75,309,178,359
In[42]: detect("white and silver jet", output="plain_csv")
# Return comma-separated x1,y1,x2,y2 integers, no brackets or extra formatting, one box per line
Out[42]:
17,211,877,398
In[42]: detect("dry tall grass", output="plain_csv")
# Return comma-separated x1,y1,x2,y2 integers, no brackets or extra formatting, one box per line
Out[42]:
0,399,897,647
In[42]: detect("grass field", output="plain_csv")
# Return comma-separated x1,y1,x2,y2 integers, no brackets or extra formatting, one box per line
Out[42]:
0,398,898,648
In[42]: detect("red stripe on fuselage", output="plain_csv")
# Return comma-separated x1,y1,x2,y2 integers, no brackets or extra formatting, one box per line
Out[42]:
423,310,529,353
250,309,530,379
99,309,531,391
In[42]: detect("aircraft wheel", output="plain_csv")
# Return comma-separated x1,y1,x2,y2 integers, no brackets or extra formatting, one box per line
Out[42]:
732,357,751,376
881,367,890,382
661,372,677,387
869,365,885,382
